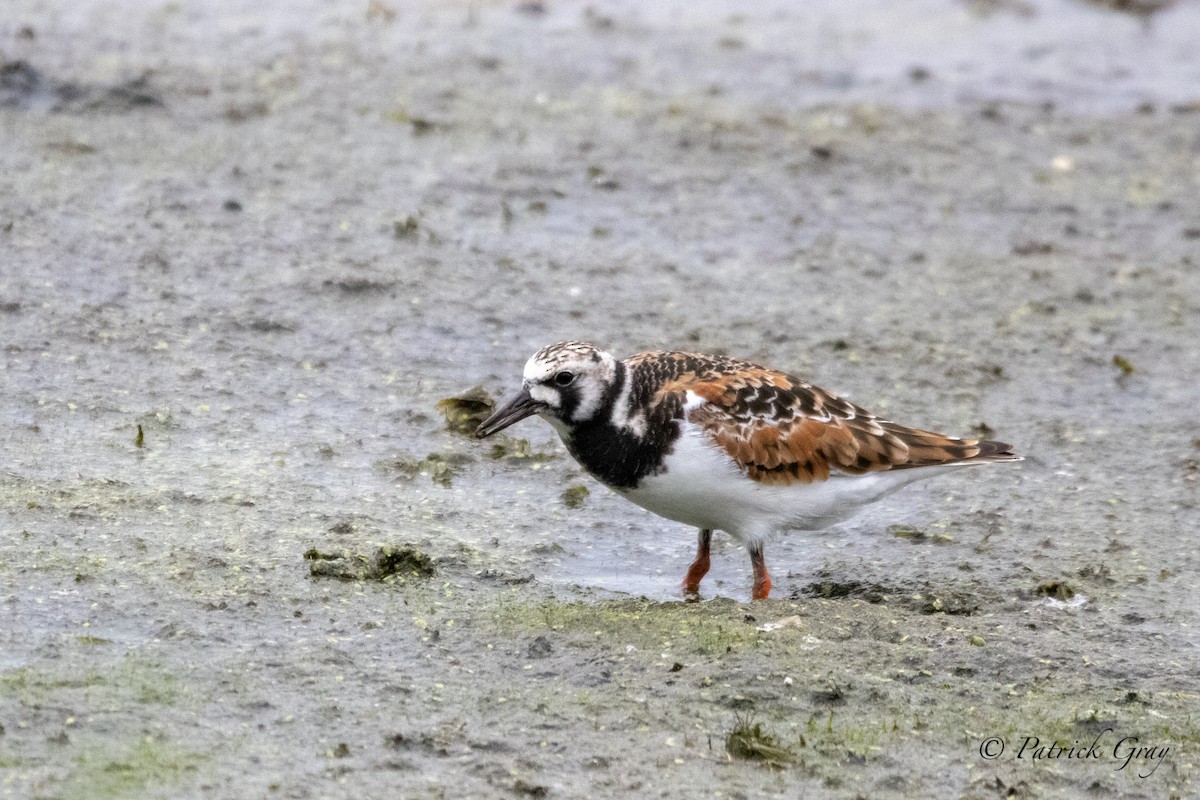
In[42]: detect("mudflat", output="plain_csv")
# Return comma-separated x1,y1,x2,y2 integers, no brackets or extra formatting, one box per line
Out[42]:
2,2,1198,798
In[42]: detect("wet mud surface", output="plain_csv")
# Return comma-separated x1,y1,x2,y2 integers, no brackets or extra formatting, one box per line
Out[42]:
2,1,1199,798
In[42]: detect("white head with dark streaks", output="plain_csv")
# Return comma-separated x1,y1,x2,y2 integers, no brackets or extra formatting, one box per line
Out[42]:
524,341,618,425
476,341,620,440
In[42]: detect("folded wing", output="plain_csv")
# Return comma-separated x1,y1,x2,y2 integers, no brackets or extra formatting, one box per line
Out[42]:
647,355,1018,486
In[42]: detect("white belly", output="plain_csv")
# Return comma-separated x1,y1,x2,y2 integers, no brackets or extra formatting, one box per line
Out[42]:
613,421,958,543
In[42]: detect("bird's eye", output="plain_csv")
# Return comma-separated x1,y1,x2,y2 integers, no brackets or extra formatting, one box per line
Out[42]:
553,371,575,387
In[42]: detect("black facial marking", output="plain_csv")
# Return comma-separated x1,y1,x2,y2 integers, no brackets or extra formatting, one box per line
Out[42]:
561,361,683,489
555,383,581,421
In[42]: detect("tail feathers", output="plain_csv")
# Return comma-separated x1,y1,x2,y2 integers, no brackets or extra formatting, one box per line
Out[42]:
880,421,1022,469
970,439,1022,463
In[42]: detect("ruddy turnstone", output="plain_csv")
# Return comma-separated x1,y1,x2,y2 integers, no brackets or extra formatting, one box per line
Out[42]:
476,342,1021,601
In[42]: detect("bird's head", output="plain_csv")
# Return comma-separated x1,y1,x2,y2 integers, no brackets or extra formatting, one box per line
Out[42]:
476,341,618,438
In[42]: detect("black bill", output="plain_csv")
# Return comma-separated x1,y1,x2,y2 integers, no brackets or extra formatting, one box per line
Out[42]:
475,387,542,438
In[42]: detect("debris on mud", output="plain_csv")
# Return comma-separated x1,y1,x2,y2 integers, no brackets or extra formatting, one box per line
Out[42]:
1,59,163,112
304,545,436,581
562,484,589,509
799,579,890,604
512,778,548,798
486,436,559,462
1076,564,1113,583
377,452,471,487
914,592,979,616
407,117,441,136
1012,240,1055,256
888,524,954,545
888,524,923,541
393,215,420,240
436,386,495,435
799,577,985,616
972,421,996,437
526,636,553,658
810,678,847,706
725,716,794,768
1035,580,1076,601
1077,0,1177,20
475,568,534,586
321,277,395,295
1112,354,1136,377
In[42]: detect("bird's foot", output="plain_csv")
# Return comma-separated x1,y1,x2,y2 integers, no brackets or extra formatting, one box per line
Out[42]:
751,574,772,601
681,528,713,602
749,541,772,601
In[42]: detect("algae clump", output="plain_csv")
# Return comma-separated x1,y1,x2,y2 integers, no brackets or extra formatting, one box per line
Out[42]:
305,545,436,581
725,716,794,768
562,484,589,509
436,386,494,435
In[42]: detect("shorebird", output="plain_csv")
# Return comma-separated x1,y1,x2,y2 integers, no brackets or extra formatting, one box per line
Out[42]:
477,342,1020,600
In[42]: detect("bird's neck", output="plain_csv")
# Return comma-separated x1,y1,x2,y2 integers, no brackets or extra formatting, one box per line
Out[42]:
560,361,682,490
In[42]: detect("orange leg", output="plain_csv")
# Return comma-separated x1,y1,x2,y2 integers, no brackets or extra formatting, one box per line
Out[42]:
749,541,772,601
682,529,712,598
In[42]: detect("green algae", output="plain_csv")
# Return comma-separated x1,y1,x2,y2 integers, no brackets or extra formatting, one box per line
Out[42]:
436,386,495,435
725,715,795,767
59,735,203,800
2,659,183,708
304,544,437,581
486,435,560,462
561,484,590,509
376,452,472,487
488,596,762,656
